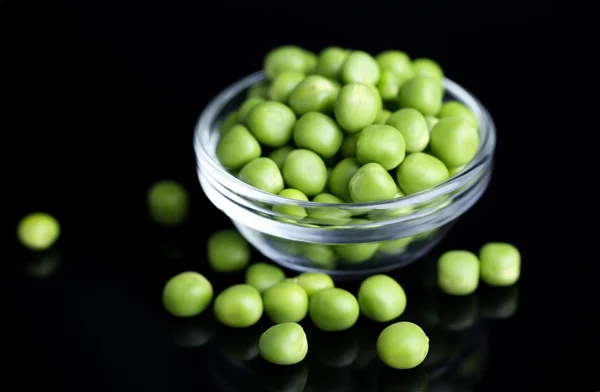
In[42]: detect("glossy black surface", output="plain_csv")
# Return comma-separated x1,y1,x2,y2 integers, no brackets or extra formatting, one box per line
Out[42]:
5,2,597,391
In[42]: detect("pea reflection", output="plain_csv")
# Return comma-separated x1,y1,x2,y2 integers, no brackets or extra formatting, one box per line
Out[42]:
156,237,186,260
377,366,428,392
480,285,520,319
23,248,62,279
168,314,218,348
309,328,359,368
437,294,479,332
306,364,353,392
256,361,309,392
351,319,383,370
214,319,270,361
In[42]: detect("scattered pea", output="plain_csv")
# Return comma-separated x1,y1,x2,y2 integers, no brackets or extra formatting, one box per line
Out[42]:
162,271,213,317
356,124,406,170
17,212,60,251
147,181,189,226
263,281,309,323
479,242,521,287
282,149,328,197
386,108,430,153
245,262,286,293
437,250,480,296
294,272,335,297
293,111,344,158
259,322,308,365
358,275,407,322
377,322,429,369
207,229,251,273
309,288,360,331
213,284,264,328
238,157,285,194
396,152,449,195
216,124,262,170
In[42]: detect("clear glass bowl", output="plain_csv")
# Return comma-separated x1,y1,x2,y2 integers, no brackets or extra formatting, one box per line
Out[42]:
194,71,496,278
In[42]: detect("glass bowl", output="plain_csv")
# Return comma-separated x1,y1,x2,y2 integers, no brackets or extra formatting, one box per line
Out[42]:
194,71,496,278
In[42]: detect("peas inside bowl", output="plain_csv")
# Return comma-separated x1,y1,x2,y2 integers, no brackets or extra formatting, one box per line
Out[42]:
194,47,496,278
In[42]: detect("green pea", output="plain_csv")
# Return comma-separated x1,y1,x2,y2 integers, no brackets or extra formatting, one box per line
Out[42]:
273,188,309,218
398,75,443,116
269,146,294,170
396,152,449,195
479,242,521,287
308,193,352,225
263,281,309,323
219,110,239,135
293,112,344,158
247,80,271,99
246,101,297,147
386,108,430,153
374,109,392,125
238,157,285,194
300,243,337,268
304,50,318,73
309,288,360,331
267,71,305,103
349,162,397,202
147,180,189,226
356,124,406,170
216,124,262,170
238,97,265,124
294,272,334,298
339,133,358,158
314,47,349,80
377,322,429,369
328,158,361,202
425,115,439,131
207,228,251,272
162,271,213,317
17,212,60,251
412,58,444,81
334,83,380,133
282,149,327,197
379,237,413,253
448,164,465,177
288,75,339,116
377,69,406,101
437,250,480,296
334,242,380,264
358,275,406,322
264,45,311,79
245,262,286,293
429,117,479,167
375,50,413,78
214,284,264,328
259,322,308,365
341,50,380,85
438,100,479,128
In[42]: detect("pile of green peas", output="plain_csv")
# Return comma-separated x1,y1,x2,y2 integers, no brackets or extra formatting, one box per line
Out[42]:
217,45,480,210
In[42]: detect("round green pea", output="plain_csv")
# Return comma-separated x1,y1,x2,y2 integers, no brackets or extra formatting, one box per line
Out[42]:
341,50,380,85
437,250,480,296
238,157,285,194
379,237,413,253
429,117,479,167
288,75,339,116
273,188,308,218
340,133,358,158
412,58,444,81
263,281,309,323
448,164,465,177
162,271,213,317
377,322,429,369
238,97,265,124
247,80,270,99
304,50,318,73
314,47,349,80
294,272,334,298
246,101,297,147
309,288,360,331
386,108,430,153
438,100,479,127
333,242,380,264
300,243,337,268
328,158,361,202
207,228,251,273
334,83,380,132
282,149,327,197
356,124,406,170
245,262,286,293
375,50,413,78
396,153,449,195
264,46,311,79
269,146,294,170
219,110,239,135
349,162,397,202
374,109,392,125
425,115,439,131
17,212,60,251
259,322,308,365
214,284,264,328
147,180,189,226
293,112,344,158
308,193,352,225
268,71,305,102
358,274,407,322
479,242,521,287
398,76,443,116
377,70,406,101
216,124,262,170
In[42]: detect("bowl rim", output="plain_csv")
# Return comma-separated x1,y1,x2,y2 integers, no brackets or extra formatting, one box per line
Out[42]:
194,71,496,210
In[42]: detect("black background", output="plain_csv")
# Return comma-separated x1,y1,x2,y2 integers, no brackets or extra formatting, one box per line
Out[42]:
4,1,598,391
